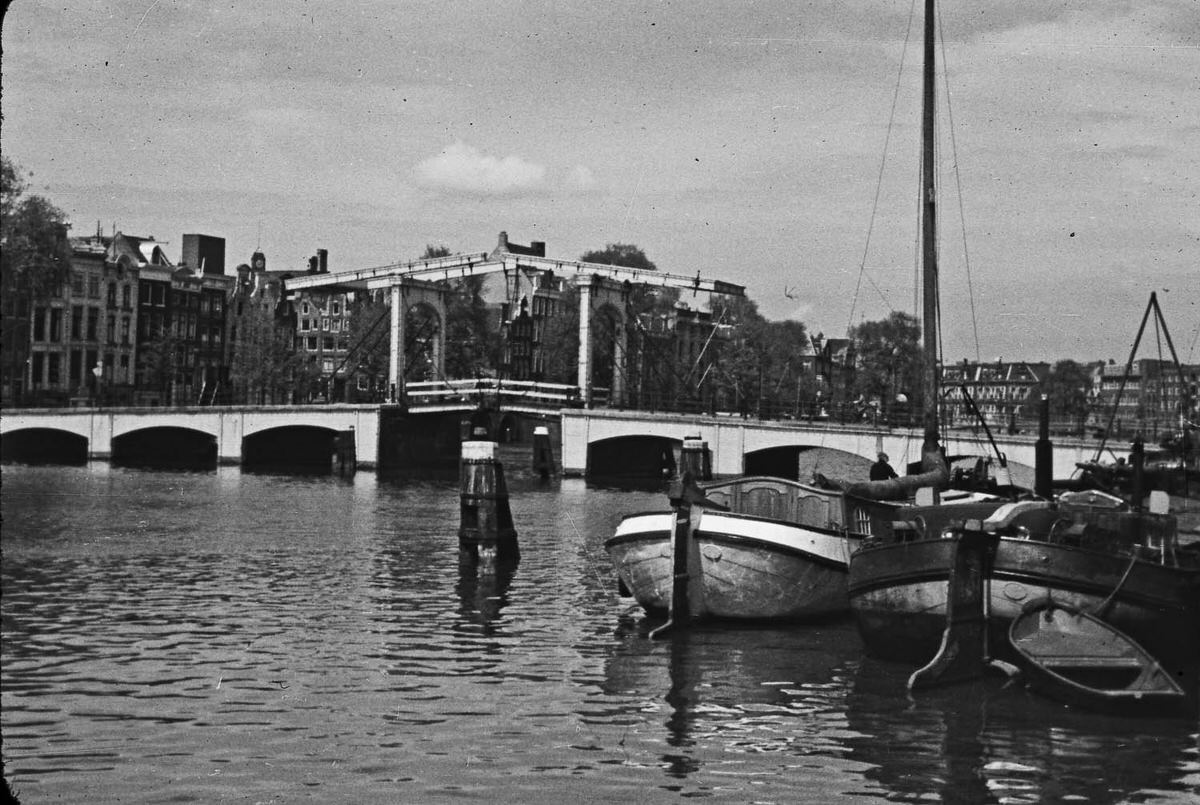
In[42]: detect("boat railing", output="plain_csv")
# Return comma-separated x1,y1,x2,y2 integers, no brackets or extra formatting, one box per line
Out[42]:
701,476,850,531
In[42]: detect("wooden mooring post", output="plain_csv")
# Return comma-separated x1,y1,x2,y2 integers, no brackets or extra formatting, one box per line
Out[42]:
458,441,519,563
331,427,357,476
679,436,711,481
532,425,555,479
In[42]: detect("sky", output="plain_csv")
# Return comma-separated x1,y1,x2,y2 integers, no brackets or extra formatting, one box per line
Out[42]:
2,0,1198,364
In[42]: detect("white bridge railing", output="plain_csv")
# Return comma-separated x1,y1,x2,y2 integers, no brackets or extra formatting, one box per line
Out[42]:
403,379,582,411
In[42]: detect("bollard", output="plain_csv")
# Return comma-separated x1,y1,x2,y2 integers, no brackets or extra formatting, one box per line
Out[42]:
458,441,519,563
532,426,555,479
331,427,357,476
679,436,711,481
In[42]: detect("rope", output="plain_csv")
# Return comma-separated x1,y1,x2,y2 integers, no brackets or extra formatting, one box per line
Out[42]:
847,0,919,332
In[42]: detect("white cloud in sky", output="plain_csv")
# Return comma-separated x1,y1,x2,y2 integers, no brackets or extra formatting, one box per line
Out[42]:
414,141,546,196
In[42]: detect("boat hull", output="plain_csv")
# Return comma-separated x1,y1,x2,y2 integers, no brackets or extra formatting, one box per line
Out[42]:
1010,601,1189,716
849,536,1200,667
606,509,860,621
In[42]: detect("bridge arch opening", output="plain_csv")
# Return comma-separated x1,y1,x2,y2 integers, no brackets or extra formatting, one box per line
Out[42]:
588,435,676,481
243,425,340,473
1,428,88,465
590,303,625,400
112,427,218,469
405,301,443,382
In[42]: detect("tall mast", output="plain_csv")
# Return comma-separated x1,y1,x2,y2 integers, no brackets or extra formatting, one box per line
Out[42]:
920,0,940,445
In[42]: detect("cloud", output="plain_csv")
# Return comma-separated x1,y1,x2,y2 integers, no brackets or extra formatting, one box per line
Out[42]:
413,141,546,196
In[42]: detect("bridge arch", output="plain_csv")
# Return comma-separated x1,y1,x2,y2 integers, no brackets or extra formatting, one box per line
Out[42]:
112,426,218,469
1,427,89,464
242,424,342,472
588,434,677,480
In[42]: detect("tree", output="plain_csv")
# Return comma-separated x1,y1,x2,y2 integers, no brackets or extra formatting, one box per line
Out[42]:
1023,359,1093,434
1,157,72,300
580,243,657,271
849,312,922,424
2,156,73,404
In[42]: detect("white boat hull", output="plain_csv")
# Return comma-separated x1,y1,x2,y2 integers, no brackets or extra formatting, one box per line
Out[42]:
606,509,860,621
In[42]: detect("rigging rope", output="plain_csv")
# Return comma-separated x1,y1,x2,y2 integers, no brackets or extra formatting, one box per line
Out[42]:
938,4,982,363
847,0,919,333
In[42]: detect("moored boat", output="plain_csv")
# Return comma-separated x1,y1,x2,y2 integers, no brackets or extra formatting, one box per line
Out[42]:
1008,599,1189,716
850,490,1200,668
606,475,887,621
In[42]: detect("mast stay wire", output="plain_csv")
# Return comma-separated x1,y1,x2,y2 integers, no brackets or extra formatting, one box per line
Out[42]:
938,3,982,363
847,0,919,333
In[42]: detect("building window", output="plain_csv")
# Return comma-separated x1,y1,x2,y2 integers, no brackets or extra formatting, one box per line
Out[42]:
123,285,132,309
70,350,82,385
33,308,46,341
86,309,98,341
106,316,116,344
88,275,101,299
322,359,334,374
331,320,341,333
321,317,329,330
121,318,130,344
332,302,341,315
301,318,310,331
71,306,83,339
72,274,85,295
31,353,44,385
48,353,61,386
307,336,318,351
49,309,63,342
323,337,334,351
302,302,310,315
107,282,117,307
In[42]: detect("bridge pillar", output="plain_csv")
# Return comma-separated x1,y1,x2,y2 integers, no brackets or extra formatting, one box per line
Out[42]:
389,284,405,403
217,412,243,465
577,281,593,406
87,411,112,460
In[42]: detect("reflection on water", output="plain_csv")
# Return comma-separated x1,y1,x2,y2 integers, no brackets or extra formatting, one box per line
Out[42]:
2,464,1197,803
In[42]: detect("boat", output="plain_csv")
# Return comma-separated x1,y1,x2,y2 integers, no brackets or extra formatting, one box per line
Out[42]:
607,473,891,621
845,0,1200,673
1008,599,1188,716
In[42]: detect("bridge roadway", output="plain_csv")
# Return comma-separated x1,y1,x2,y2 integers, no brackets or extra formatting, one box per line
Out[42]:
559,408,1116,480
3,397,1117,477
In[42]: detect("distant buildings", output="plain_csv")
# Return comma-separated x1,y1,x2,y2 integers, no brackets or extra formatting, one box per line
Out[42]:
3,224,1195,444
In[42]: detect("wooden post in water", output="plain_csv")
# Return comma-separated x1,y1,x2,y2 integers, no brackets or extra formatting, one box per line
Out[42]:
1034,395,1052,499
458,441,519,563
679,436,712,481
331,427,357,477
907,524,999,691
532,425,555,479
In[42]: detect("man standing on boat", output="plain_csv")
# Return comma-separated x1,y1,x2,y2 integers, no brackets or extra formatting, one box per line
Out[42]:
870,452,898,481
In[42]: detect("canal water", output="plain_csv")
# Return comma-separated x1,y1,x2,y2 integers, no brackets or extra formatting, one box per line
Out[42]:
2,462,1197,804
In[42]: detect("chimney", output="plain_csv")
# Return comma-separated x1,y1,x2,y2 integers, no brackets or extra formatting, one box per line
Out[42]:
497,231,509,251
308,256,319,274
317,248,328,274
531,241,546,257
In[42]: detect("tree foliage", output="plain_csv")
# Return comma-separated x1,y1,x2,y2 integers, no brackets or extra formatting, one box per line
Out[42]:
847,312,922,420
1,156,72,301
706,295,810,416
1022,359,1093,429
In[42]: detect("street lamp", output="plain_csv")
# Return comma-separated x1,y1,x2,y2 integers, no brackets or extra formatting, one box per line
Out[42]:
92,361,104,406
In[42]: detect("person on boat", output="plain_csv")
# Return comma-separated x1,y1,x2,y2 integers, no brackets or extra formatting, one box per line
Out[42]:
870,452,898,481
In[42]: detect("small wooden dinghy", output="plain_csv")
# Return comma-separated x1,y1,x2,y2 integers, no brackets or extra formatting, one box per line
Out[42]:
1009,600,1187,716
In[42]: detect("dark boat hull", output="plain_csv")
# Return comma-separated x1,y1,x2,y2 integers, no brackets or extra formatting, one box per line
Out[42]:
849,536,1200,667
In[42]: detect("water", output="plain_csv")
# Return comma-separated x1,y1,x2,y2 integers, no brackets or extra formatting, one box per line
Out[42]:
2,463,1197,804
